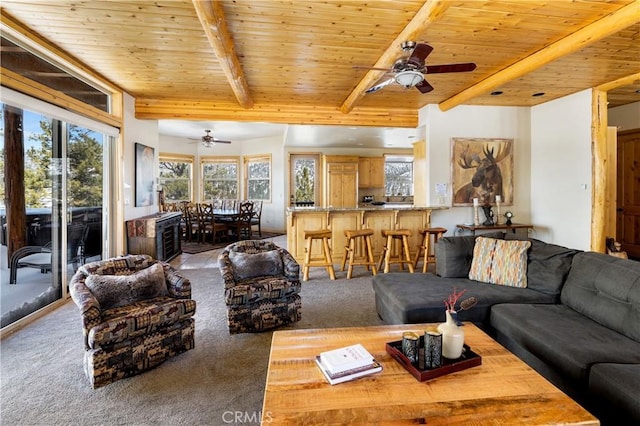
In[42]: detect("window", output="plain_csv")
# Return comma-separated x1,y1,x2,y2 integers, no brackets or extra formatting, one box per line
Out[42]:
290,154,320,206
159,154,193,202
201,156,239,201
245,154,271,201
385,155,413,196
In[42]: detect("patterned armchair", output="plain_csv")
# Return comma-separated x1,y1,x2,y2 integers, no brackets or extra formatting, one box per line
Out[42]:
69,254,196,388
218,240,301,334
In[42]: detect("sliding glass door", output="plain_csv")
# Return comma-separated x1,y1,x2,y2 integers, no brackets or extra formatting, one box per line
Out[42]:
1,102,107,328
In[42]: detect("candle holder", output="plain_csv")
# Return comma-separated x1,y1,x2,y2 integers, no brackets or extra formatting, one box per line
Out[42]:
495,199,502,225
473,205,480,226
473,198,480,226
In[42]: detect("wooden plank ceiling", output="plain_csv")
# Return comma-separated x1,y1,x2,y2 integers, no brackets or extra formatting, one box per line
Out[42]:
1,0,638,127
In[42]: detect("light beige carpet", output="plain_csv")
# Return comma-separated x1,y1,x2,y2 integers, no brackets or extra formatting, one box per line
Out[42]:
0,245,384,425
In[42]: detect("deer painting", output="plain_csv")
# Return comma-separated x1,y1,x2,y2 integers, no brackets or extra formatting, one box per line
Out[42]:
453,141,512,205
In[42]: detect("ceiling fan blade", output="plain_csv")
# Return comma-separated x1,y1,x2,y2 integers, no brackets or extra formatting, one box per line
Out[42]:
365,78,395,93
415,79,434,94
213,140,232,144
425,63,477,74
408,43,433,66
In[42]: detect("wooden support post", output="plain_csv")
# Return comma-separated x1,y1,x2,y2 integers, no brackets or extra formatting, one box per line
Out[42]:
3,105,26,259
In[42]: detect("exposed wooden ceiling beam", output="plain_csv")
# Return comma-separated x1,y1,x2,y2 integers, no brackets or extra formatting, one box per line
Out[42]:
339,0,450,114
439,2,640,112
596,72,640,92
135,98,417,128
192,0,253,109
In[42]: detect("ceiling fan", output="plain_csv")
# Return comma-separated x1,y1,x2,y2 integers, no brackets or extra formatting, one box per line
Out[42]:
355,41,477,94
189,129,232,148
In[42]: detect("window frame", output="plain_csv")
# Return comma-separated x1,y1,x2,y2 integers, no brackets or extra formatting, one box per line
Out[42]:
289,153,321,207
244,154,272,202
200,155,240,202
384,154,414,197
158,153,194,203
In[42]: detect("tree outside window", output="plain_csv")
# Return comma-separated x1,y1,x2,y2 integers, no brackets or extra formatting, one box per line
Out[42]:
294,159,315,202
245,155,271,201
385,156,413,196
159,157,192,202
202,159,239,200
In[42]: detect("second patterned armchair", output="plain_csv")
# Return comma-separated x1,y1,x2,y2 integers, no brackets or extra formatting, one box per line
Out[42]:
218,240,301,334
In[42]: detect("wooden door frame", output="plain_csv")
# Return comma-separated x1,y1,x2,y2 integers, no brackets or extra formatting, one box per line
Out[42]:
592,72,640,252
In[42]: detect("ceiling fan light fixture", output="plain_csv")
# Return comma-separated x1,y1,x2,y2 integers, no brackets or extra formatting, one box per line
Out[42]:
395,70,424,88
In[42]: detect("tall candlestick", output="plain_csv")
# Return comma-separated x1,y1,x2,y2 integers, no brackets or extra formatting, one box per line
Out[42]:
495,196,502,225
473,198,479,207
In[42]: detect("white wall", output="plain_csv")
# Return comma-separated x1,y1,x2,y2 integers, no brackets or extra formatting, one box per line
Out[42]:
419,104,531,236
608,101,640,131
123,93,159,221
530,89,592,250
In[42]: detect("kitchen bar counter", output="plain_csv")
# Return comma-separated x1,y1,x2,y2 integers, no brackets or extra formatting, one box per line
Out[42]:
286,205,447,266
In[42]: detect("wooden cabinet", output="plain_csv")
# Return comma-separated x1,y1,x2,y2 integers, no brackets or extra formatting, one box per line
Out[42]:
358,157,385,188
126,212,182,261
324,156,358,208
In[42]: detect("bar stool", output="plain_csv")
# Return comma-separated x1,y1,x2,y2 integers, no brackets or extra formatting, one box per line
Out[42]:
302,229,336,281
378,229,414,273
414,227,447,273
340,229,377,279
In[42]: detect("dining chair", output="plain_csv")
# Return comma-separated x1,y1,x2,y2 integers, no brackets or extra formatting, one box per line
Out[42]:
198,203,228,243
231,201,253,240
249,200,263,237
184,202,201,242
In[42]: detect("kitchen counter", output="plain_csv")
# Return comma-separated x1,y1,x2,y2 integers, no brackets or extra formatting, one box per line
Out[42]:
287,204,445,212
286,205,448,266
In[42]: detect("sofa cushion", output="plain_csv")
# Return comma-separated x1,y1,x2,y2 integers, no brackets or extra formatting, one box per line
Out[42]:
588,363,640,422
85,262,167,310
229,250,283,281
561,252,640,342
490,303,640,385
88,296,197,348
469,237,531,287
435,232,504,278
372,272,556,325
505,234,580,298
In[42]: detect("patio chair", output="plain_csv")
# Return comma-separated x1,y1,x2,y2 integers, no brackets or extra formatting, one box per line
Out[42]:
9,222,87,284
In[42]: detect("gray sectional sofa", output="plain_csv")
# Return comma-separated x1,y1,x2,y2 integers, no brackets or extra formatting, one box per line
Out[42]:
371,233,640,424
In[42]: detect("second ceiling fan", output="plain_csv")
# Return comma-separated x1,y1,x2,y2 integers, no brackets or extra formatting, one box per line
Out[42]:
190,129,232,148
356,41,476,94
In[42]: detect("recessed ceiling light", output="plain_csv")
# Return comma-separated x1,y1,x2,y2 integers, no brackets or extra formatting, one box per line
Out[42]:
532,92,545,97
490,91,503,96
349,127,358,130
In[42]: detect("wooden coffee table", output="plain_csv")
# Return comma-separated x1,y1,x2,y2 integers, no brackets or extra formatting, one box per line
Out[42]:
261,323,599,425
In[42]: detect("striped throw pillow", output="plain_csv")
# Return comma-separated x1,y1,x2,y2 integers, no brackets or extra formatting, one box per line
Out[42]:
469,237,531,287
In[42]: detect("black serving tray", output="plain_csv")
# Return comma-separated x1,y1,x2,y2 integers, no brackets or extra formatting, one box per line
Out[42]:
386,337,482,382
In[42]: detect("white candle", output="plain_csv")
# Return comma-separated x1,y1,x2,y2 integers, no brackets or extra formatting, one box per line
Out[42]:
473,198,479,207
496,195,501,203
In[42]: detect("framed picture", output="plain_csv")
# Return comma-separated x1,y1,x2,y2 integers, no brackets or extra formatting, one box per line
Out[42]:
451,137,513,206
135,143,155,207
